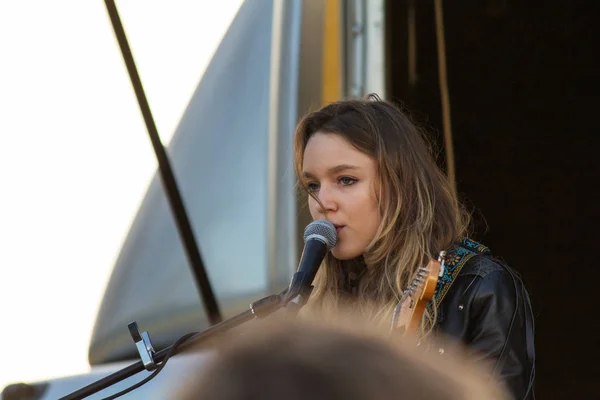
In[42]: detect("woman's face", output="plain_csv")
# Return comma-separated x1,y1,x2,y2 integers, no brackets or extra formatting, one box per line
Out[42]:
302,132,382,260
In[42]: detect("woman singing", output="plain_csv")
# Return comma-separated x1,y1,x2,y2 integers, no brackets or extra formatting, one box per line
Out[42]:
293,95,535,400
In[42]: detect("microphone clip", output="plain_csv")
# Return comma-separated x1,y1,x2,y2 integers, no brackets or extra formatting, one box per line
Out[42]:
128,321,158,371
283,278,315,315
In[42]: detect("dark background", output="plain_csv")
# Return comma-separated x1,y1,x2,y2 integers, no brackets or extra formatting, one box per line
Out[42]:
387,1,599,398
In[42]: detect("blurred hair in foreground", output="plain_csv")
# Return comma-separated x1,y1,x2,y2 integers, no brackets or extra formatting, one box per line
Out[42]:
175,302,509,400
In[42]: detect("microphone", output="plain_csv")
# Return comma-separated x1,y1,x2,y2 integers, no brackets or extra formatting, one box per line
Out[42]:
285,220,337,305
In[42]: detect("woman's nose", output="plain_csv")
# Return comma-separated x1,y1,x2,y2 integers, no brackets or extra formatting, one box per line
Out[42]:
316,185,338,213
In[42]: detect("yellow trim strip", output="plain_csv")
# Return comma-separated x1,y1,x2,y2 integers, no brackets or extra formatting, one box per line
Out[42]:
321,0,342,104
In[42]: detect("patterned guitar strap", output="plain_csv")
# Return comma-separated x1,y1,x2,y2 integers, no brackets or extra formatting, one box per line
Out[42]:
429,237,491,311
391,237,491,331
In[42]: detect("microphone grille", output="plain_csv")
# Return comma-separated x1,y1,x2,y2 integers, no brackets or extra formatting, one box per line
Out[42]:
303,220,338,248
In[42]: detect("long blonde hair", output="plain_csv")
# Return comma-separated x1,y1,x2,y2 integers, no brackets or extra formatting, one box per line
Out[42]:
293,94,471,334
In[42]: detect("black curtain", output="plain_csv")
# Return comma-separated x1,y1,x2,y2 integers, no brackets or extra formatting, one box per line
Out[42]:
387,1,600,398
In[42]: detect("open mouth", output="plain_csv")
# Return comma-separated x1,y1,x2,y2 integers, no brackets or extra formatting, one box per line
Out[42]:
334,225,345,234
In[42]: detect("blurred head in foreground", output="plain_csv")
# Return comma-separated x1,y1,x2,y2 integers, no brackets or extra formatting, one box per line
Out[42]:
175,310,508,400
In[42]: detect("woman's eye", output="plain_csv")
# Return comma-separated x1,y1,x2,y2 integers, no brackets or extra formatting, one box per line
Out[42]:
338,177,357,186
306,182,320,192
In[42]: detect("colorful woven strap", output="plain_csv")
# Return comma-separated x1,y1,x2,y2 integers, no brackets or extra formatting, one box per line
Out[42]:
430,237,491,309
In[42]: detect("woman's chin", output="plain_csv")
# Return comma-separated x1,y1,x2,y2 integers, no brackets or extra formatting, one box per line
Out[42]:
331,246,362,261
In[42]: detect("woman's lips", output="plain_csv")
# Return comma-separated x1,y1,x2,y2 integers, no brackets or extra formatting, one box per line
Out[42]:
335,225,345,234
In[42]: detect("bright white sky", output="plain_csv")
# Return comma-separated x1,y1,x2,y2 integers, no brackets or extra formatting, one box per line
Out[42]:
0,0,243,390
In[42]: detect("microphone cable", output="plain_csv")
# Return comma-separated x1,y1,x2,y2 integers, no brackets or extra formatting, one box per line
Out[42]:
100,331,198,400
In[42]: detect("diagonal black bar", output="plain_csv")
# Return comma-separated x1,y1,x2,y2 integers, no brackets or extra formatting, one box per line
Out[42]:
104,0,221,324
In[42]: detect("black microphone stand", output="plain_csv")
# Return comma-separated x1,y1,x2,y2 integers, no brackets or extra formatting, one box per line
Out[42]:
59,287,313,400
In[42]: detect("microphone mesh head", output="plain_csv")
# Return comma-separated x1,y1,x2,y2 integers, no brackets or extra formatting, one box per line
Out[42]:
303,220,337,248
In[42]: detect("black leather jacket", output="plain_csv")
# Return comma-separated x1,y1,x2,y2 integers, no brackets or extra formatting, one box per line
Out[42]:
434,253,536,400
